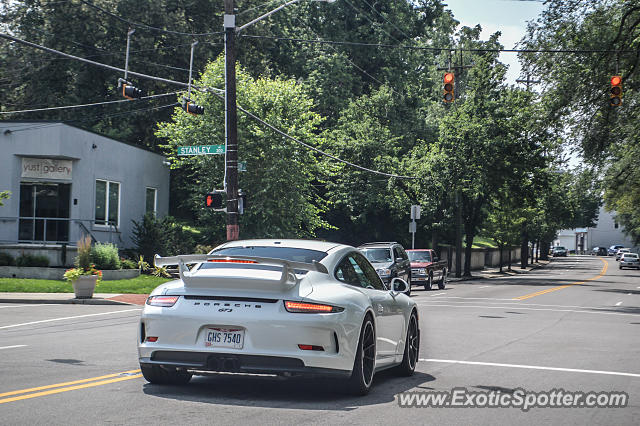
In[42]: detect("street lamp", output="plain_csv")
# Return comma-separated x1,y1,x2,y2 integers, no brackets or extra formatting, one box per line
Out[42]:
223,0,335,241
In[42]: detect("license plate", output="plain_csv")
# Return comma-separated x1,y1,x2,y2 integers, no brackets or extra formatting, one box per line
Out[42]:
413,277,425,281
204,328,244,349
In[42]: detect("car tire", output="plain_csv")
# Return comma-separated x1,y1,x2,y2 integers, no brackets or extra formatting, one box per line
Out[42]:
395,311,419,377
438,269,447,290
424,273,433,291
140,364,192,385
347,315,376,396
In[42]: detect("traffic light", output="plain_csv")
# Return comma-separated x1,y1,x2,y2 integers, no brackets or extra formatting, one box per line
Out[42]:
182,98,204,115
443,72,454,103
118,79,143,99
205,192,224,209
610,75,622,106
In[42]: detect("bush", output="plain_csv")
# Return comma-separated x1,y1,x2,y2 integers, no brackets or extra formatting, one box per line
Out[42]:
76,235,92,269
15,254,50,267
132,213,196,259
90,242,121,270
194,244,215,254
0,252,15,266
121,258,137,269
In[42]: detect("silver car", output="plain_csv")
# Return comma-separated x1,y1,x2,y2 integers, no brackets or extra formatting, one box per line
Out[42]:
615,248,631,261
619,253,640,270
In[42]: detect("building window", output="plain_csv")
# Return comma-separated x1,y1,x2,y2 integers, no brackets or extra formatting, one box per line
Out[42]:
95,180,120,227
146,187,157,214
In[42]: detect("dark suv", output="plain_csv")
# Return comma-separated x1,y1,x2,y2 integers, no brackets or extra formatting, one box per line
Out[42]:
358,242,412,295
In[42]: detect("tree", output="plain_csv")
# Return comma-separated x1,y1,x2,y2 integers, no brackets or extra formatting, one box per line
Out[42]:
156,56,329,239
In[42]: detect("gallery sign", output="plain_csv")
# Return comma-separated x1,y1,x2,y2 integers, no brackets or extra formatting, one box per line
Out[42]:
21,158,73,180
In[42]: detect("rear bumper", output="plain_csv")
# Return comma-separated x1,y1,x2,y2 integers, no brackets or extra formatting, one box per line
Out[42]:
140,352,351,377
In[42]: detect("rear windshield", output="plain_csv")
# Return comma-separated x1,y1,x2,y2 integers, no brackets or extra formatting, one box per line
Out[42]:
408,251,432,262
554,247,565,250
623,253,638,258
361,248,392,263
199,246,327,271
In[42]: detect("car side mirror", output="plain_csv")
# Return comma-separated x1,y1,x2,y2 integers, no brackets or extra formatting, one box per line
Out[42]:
390,277,408,294
433,256,439,262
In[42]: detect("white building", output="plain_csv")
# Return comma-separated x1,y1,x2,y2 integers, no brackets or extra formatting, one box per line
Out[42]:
555,206,638,253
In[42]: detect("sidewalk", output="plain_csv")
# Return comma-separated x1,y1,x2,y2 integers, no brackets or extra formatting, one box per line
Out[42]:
0,292,148,306
447,259,549,282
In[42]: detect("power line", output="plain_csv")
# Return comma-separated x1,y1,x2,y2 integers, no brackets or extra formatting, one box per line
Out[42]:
0,32,224,93
77,0,224,38
0,91,179,115
7,102,179,134
1,32,411,179
240,33,640,54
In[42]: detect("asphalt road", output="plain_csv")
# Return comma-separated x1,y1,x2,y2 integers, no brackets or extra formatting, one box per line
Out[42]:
0,256,638,425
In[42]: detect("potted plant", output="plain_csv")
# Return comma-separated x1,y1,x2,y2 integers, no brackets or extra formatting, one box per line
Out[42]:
63,235,102,298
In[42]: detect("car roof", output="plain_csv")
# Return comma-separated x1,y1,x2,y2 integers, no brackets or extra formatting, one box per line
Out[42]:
406,249,431,252
214,239,345,253
358,242,398,248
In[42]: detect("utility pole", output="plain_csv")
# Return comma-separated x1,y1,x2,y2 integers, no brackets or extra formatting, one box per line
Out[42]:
438,50,471,278
516,73,540,268
224,0,239,240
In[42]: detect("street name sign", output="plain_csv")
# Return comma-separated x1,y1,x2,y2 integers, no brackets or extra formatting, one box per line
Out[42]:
177,145,225,156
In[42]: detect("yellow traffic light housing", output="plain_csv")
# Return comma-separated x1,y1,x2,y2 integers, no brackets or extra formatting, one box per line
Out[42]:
610,75,622,106
443,72,454,103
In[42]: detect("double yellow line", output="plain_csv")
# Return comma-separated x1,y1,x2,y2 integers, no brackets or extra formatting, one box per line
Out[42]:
514,257,609,301
0,369,142,404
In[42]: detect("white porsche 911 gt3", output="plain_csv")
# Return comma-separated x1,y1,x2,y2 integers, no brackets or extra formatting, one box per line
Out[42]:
138,239,420,395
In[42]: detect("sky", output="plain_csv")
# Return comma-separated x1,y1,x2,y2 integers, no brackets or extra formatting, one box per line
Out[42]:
442,0,546,85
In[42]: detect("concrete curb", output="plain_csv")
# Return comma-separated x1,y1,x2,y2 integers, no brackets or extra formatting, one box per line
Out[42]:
448,260,549,282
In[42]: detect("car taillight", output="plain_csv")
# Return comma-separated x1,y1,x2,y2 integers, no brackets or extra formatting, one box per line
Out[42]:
146,295,179,307
284,301,343,313
207,258,258,264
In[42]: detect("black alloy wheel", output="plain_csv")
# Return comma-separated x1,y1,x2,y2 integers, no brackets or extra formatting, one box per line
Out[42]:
347,316,376,395
396,311,419,376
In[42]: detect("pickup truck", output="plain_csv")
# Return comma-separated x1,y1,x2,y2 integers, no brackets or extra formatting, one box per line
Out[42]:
406,249,448,290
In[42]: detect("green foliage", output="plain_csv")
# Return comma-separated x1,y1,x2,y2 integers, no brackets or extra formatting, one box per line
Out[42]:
0,191,9,206
0,252,15,266
132,213,197,260
15,254,50,267
90,243,121,270
63,265,102,283
156,58,330,239
120,258,138,270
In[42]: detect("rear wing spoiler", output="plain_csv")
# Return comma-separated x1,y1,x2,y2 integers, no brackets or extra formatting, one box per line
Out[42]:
154,254,328,284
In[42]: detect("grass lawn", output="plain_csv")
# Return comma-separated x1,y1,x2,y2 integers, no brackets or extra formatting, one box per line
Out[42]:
0,275,172,294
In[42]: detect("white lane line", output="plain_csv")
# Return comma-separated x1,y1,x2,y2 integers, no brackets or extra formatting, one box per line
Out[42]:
0,304,51,309
420,296,517,302
479,286,490,289
416,303,639,317
419,359,640,378
430,292,446,297
616,301,623,306
0,345,27,350
0,308,141,330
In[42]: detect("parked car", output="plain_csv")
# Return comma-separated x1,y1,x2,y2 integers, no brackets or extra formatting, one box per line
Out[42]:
591,247,608,256
615,248,631,261
144,239,419,395
552,246,568,257
406,249,448,290
358,242,412,295
619,253,640,269
608,245,625,256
